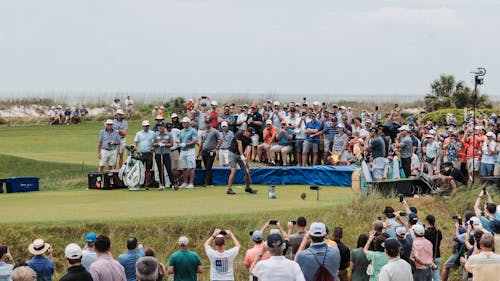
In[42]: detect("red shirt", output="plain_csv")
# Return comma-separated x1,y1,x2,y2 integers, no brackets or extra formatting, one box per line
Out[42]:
466,135,482,159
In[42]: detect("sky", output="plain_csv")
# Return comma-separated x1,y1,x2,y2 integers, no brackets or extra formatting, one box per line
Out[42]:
0,0,499,99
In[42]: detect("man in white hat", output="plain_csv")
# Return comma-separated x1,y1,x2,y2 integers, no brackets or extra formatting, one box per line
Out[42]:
98,119,121,172
395,125,413,177
480,131,497,177
219,121,234,167
167,236,203,280
110,98,121,114
178,117,198,188
60,243,93,281
134,120,156,189
152,115,165,132
125,95,134,118
27,239,54,281
170,113,182,130
113,109,129,168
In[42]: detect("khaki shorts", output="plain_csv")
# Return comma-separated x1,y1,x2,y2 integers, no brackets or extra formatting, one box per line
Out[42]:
251,134,259,146
271,145,293,155
170,149,180,169
219,149,229,166
118,139,126,154
467,158,480,172
99,149,117,167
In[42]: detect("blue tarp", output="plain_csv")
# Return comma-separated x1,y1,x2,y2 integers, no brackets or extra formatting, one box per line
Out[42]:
194,166,356,186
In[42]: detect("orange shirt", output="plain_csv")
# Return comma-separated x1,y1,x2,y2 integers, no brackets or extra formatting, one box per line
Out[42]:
244,244,271,268
466,135,482,159
263,125,277,144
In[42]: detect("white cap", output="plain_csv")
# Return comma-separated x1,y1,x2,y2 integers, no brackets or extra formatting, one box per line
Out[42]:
337,123,345,128
181,117,191,123
340,106,347,110
160,106,164,109
155,115,164,120
171,113,178,118
210,100,218,106
178,236,189,246
309,222,327,237
274,101,280,106
412,224,425,236
141,120,150,126
221,121,228,127
105,119,114,125
398,125,410,131
313,101,320,106
266,119,272,125
65,243,82,259
116,109,124,115
51,106,55,109
429,129,436,135
475,125,483,130
486,132,495,138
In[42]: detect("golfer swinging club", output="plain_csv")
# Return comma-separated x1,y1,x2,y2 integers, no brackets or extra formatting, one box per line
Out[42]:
226,127,257,195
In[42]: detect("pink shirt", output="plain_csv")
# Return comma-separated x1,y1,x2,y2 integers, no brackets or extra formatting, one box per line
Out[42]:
89,253,126,281
244,244,271,268
411,237,434,269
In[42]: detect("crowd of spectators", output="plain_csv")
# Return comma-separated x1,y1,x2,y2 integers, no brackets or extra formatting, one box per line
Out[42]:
47,105,88,125
2,194,500,281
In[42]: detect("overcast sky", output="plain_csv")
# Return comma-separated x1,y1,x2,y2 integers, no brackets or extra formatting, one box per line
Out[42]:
1,0,499,99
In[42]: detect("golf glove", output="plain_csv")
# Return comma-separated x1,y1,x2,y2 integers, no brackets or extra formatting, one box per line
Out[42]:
179,143,186,148
240,155,246,161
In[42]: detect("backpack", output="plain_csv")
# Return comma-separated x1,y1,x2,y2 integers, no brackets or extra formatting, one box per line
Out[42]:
309,247,334,281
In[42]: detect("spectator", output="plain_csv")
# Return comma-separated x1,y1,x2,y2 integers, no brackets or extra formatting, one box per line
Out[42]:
423,134,440,174
395,125,413,177
350,234,370,281
295,222,340,281
287,217,307,260
125,95,134,118
118,237,145,281
144,248,165,281
424,215,442,281
134,120,155,189
111,98,121,113
378,239,413,281
363,232,389,281
302,112,321,166
152,122,175,190
60,243,93,281
382,206,401,239
465,126,482,183
270,121,294,166
218,105,235,131
251,233,305,281
294,110,308,166
244,231,270,269
135,257,158,281
152,115,165,132
198,118,222,188
166,123,181,186
82,232,98,272
64,107,72,125
235,106,248,132
411,224,433,281
219,121,234,167
0,245,15,281
441,162,467,192
98,119,121,172
168,236,203,281
72,107,81,124
79,105,89,116
394,226,414,272
481,131,497,177
178,117,198,188
329,124,348,165
89,234,126,281
332,227,350,281
170,113,182,130
27,238,54,281
474,189,497,232
257,120,277,164
157,106,164,117
113,109,129,168
368,126,387,181
204,229,240,281
10,266,36,281
464,232,500,280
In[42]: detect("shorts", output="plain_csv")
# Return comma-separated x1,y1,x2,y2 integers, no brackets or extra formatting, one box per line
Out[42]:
219,149,229,166
467,158,480,172
259,143,271,150
251,134,259,146
495,163,500,176
118,139,126,154
170,149,180,169
324,139,331,152
99,149,117,167
139,152,153,170
229,151,247,169
271,145,293,155
480,162,494,177
444,253,460,269
303,141,318,153
295,139,305,153
180,149,196,169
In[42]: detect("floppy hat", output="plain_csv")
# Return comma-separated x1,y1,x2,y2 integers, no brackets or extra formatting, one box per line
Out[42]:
171,113,178,118
28,239,51,255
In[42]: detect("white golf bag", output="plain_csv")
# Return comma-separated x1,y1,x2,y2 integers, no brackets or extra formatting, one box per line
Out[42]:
119,145,145,189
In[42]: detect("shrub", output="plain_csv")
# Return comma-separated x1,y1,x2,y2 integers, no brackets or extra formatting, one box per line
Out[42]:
422,108,498,126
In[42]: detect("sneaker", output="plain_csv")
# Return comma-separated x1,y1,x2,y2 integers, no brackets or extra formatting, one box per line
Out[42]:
268,161,276,166
171,185,179,191
186,183,194,189
208,185,214,188
227,189,236,195
179,183,188,188
129,187,140,191
158,186,165,191
245,187,257,194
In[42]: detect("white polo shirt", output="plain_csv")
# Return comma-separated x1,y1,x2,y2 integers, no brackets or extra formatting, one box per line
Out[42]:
252,256,305,281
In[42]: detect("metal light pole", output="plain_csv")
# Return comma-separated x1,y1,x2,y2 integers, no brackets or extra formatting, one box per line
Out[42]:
470,67,486,185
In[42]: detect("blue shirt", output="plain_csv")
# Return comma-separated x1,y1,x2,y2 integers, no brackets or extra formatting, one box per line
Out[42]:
305,120,321,143
220,130,234,149
134,130,155,153
118,248,145,281
323,123,338,142
98,129,121,150
179,127,198,151
113,119,128,139
0,262,13,281
296,242,340,281
277,128,294,146
28,256,54,281
218,114,236,131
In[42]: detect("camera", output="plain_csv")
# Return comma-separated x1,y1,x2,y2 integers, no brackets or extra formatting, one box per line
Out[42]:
452,215,462,225
399,212,407,217
219,230,227,236
269,220,278,225
398,194,404,202
291,220,297,225
375,106,379,111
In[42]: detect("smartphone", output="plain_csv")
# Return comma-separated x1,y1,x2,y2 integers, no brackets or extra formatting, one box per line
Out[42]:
249,231,254,236
269,220,278,225
219,230,227,236
201,96,208,99
458,218,463,225
398,194,404,202
483,187,486,193
376,216,382,221
400,212,407,217
291,220,297,225
375,106,379,111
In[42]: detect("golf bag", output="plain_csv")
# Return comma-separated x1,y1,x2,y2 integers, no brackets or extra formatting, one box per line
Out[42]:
119,145,145,189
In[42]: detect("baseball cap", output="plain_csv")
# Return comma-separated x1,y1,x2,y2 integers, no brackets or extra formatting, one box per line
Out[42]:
221,121,228,127
412,224,425,236
398,125,410,131
273,101,280,106
178,236,189,246
267,233,283,248
408,213,419,225
157,122,165,127
251,230,263,242
429,129,436,135
243,104,249,108
395,226,406,238
65,243,82,259
165,123,173,128
247,127,256,135
251,103,258,109
85,232,97,243
337,123,345,128
313,101,320,106
409,206,418,214
171,113,178,118
309,222,327,237
266,120,272,125
116,109,124,115
141,120,150,126
382,238,400,252
280,120,286,125
210,100,218,106
155,115,164,120
486,132,495,138
181,117,191,123
105,119,114,125
331,117,338,122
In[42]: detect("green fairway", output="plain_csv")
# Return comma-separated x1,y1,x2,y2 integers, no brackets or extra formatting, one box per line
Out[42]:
0,185,353,224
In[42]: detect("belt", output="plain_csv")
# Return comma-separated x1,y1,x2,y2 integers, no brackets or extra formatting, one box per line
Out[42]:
102,148,115,151
220,148,229,150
